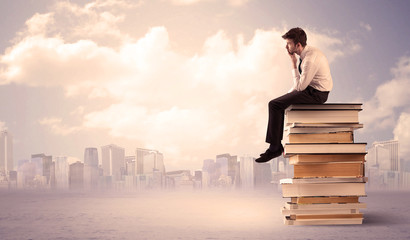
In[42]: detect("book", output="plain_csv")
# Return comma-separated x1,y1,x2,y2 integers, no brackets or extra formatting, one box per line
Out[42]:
285,110,360,124
285,123,363,135
281,182,366,197
290,196,360,204
284,216,363,225
284,202,366,210
281,177,368,184
289,213,363,220
286,103,362,111
287,131,353,143
284,143,367,156
293,162,364,178
282,207,360,216
288,154,366,164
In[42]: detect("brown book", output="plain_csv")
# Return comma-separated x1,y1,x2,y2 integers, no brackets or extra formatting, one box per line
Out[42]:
284,143,367,156
291,196,359,204
289,154,366,164
287,132,353,144
293,162,364,178
290,213,363,220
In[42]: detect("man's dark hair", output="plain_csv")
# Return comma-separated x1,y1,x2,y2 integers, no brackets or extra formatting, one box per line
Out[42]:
282,27,307,47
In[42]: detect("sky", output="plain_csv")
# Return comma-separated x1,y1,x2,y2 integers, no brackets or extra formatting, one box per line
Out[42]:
0,0,410,171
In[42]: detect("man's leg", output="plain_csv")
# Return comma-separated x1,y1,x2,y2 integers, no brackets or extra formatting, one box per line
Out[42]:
256,87,329,163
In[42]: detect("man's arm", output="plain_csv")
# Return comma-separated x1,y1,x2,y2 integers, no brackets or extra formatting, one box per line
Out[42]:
291,53,319,91
287,52,298,92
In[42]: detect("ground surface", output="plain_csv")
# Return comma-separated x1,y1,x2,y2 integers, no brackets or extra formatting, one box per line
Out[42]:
0,189,409,240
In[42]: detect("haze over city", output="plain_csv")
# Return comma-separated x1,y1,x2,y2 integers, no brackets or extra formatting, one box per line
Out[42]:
1,0,410,171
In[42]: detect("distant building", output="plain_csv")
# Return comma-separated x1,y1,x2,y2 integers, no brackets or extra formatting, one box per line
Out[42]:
31,153,52,186
254,162,272,188
0,130,13,174
366,140,400,190
101,144,125,181
54,156,69,190
84,148,99,190
166,170,194,190
240,156,254,189
136,148,165,175
69,161,84,190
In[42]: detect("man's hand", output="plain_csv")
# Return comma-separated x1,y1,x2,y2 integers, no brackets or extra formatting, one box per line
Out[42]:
288,52,297,69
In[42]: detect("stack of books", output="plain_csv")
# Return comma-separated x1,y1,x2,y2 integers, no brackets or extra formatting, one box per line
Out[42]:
280,103,367,225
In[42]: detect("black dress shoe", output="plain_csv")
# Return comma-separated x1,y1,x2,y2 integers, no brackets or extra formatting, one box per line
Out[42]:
255,145,283,163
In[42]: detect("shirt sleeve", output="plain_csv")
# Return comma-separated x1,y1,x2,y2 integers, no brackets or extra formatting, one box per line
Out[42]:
291,53,319,91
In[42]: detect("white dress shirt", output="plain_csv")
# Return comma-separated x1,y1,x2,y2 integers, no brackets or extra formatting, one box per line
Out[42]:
289,45,333,92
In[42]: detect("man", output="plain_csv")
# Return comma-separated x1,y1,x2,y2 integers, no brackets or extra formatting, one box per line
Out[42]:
255,27,333,163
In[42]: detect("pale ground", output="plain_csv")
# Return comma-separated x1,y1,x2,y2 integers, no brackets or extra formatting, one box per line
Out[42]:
0,189,409,240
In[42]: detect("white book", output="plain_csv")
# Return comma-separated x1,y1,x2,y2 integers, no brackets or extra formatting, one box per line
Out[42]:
285,110,360,124
281,207,360,215
280,177,368,184
285,127,360,134
281,182,366,197
286,103,362,111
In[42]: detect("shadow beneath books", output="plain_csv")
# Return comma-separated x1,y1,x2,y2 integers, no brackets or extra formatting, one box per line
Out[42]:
363,212,401,225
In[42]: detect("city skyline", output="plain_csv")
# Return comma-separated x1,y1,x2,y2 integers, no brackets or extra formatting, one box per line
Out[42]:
0,0,410,171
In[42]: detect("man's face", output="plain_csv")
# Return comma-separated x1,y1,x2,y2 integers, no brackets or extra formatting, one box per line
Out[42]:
285,39,297,55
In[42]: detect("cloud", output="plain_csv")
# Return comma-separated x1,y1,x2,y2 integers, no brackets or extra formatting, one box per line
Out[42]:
362,55,410,131
360,22,372,32
165,0,249,6
394,112,410,158
0,0,360,168
38,118,81,136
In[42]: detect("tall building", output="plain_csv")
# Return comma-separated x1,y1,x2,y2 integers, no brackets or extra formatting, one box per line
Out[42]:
54,156,69,189
216,153,238,187
136,148,165,175
368,140,400,171
31,153,52,185
69,161,84,190
240,156,254,189
84,148,99,190
366,140,400,190
254,162,272,188
101,144,125,181
0,130,13,174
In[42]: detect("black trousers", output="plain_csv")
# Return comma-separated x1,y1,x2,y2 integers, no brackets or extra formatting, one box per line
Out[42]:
266,86,329,145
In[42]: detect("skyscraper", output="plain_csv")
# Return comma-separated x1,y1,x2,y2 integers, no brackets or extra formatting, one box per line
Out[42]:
84,148,99,190
101,144,125,181
54,156,69,189
367,140,400,190
69,161,84,190
0,130,13,174
136,148,165,175
31,153,52,186
240,156,254,189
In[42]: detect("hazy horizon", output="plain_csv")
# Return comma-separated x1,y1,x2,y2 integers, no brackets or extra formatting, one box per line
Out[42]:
1,0,410,171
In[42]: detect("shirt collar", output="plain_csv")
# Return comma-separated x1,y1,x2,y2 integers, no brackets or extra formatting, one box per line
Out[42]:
300,45,310,60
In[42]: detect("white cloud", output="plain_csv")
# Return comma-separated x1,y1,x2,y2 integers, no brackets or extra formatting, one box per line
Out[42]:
0,0,358,168
360,22,372,32
166,0,249,6
394,112,410,157
362,56,410,131
38,118,81,136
